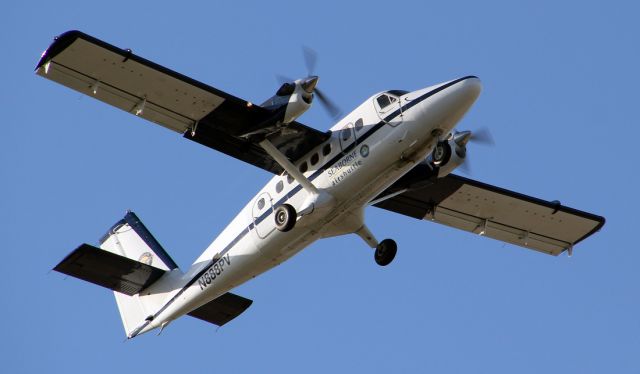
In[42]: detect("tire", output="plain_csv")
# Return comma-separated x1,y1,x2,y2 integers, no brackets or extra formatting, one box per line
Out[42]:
374,239,397,266
274,204,296,232
432,141,451,166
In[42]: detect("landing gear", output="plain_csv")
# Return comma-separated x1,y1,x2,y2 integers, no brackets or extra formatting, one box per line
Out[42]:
431,141,451,166
274,204,297,232
374,239,397,266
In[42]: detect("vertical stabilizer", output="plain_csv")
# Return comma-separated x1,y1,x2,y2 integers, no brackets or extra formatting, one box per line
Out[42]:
100,211,178,271
99,211,180,337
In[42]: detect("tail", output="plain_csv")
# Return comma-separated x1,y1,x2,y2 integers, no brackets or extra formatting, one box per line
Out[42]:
100,211,180,336
54,211,181,337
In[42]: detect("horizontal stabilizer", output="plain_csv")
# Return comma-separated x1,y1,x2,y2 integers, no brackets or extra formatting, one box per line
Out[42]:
188,292,253,327
54,243,166,295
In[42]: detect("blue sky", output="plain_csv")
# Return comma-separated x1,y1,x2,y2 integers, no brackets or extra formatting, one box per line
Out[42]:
2,1,638,372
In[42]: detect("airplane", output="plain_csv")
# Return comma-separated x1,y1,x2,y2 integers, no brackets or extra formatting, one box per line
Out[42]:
37,30,605,339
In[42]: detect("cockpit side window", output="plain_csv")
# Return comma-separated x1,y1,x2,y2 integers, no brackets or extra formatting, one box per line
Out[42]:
377,94,392,109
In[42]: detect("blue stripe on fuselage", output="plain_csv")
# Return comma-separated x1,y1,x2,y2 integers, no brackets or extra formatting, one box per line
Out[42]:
129,76,476,337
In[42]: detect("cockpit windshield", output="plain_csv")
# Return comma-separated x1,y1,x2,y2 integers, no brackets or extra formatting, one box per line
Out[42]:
386,90,408,96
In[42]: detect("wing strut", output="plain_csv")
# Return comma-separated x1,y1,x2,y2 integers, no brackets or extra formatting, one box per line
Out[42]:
259,139,319,195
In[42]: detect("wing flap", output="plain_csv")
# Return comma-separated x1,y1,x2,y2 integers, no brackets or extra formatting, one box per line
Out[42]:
187,292,253,327
54,243,166,295
374,174,604,255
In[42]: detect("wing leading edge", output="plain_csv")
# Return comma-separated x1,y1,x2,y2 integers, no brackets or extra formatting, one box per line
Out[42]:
374,174,605,256
36,30,328,174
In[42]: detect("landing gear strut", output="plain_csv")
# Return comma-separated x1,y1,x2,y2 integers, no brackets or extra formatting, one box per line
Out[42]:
374,239,397,266
274,204,296,232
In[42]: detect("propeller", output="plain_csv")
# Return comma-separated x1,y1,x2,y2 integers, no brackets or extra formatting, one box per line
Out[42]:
453,127,495,147
275,46,342,120
452,126,495,175
468,126,495,146
302,46,317,76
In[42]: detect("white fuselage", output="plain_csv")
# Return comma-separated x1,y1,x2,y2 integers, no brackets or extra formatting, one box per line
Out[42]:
134,76,482,336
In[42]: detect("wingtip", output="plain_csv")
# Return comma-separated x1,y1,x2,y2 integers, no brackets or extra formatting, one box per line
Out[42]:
35,30,84,71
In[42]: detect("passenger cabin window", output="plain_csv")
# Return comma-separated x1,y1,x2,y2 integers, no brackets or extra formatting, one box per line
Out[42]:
341,127,352,141
275,180,284,193
299,161,308,173
355,118,364,132
322,143,331,156
287,174,294,184
310,153,319,166
376,94,396,109
257,198,265,210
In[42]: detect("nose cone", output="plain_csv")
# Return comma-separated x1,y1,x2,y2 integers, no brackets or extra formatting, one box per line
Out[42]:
415,76,482,132
449,76,482,105
439,76,481,127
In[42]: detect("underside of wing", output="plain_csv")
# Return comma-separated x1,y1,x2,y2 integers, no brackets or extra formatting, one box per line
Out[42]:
374,174,605,256
54,244,166,295
187,292,253,327
36,30,328,174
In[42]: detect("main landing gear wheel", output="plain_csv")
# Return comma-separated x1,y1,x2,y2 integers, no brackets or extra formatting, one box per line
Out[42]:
374,239,397,266
274,204,297,232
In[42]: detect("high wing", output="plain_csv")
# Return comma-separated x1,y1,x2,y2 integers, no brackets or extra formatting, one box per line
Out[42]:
374,173,605,256
35,30,329,174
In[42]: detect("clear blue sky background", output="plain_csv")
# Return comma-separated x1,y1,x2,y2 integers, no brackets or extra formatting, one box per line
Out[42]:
2,1,637,372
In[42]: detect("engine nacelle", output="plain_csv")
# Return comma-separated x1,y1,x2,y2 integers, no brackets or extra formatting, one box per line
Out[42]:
282,86,312,124
430,134,468,177
261,77,316,125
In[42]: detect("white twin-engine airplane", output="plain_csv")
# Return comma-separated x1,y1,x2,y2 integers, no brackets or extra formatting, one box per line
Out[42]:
38,31,604,339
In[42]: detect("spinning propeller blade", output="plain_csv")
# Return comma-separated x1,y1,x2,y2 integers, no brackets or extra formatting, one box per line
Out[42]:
302,46,317,76
469,126,495,146
315,88,341,119
454,126,495,175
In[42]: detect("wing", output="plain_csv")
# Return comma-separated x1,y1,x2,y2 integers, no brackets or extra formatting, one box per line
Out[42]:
35,30,328,174
374,174,605,255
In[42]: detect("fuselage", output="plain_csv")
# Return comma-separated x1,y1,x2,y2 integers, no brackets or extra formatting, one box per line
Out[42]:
132,75,482,337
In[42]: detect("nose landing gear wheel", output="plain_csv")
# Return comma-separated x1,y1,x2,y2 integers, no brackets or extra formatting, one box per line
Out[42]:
374,239,397,266
432,141,451,166
274,204,297,232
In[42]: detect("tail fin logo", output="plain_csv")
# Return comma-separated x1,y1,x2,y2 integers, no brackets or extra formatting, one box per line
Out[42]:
138,252,153,265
